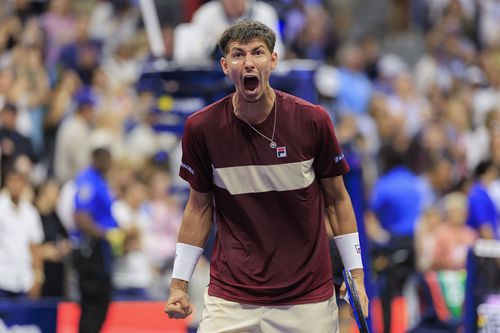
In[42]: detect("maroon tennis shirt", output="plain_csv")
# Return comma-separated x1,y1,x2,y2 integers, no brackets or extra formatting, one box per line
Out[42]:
179,90,349,305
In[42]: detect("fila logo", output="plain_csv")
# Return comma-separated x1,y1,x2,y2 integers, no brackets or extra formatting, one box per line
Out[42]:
276,146,287,158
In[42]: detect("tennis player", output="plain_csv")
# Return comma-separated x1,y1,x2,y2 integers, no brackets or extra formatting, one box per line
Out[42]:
164,19,368,332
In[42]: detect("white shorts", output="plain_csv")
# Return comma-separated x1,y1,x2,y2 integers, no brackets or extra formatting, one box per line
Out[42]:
197,288,339,333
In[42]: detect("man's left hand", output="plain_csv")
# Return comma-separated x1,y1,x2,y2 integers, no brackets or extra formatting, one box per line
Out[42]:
350,268,369,317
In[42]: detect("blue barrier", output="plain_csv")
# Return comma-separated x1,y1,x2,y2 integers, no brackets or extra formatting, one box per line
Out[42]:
0,298,59,333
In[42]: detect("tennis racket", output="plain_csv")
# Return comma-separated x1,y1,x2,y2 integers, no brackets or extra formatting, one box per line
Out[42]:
342,268,370,333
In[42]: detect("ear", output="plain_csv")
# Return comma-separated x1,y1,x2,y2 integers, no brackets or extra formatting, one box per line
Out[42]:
270,52,278,70
220,57,229,75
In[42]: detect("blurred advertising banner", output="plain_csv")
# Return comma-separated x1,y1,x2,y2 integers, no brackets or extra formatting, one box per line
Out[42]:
57,301,190,333
0,300,189,333
0,299,57,333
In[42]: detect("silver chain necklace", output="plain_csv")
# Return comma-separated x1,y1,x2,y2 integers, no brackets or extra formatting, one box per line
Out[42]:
235,96,277,149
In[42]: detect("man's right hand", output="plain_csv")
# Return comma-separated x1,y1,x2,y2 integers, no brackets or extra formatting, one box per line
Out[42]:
165,280,192,319
106,228,126,256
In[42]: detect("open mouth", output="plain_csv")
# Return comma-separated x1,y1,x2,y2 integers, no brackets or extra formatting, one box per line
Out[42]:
243,76,259,92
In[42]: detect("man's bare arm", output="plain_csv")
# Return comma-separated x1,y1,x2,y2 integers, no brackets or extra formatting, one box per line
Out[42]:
74,211,106,239
320,176,357,236
320,176,369,317
165,187,214,319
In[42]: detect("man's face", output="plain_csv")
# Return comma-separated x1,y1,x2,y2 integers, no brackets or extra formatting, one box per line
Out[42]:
220,39,277,103
80,104,95,124
0,110,17,129
433,159,453,191
98,152,112,174
221,0,247,19
6,172,25,199
93,149,112,174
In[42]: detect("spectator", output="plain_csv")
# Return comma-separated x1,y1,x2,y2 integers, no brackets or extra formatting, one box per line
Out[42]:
0,14,22,67
56,178,77,234
478,0,500,48
413,31,454,96
54,87,96,183
334,42,373,116
415,154,454,212
101,40,143,92
88,0,140,56
7,25,49,112
72,146,123,333
143,171,183,274
11,0,43,25
44,69,82,175
406,121,451,175
174,0,285,62
287,5,337,61
472,50,500,129
365,145,422,333
111,177,154,300
369,94,401,147
58,14,102,85
443,97,476,174
39,0,77,70
18,16,45,50
143,168,210,332
0,103,37,184
124,109,179,165
360,34,382,80
385,71,431,142
466,159,499,239
6,43,50,152
35,178,71,298
487,112,500,211
0,169,44,299
414,207,441,272
431,191,478,270
367,145,422,240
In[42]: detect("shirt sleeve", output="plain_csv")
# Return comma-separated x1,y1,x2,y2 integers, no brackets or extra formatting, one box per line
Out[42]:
313,106,350,178
370,181,386,215
469,191,495,229
179,117,213,192
111,201,129,228
74,180,97,212
28,208,44,244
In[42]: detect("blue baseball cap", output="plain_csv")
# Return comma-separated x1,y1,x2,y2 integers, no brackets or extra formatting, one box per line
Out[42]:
74,87,96,108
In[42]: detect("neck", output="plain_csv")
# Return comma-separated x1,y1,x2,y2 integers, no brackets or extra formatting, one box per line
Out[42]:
37,203,53,215
480,174,494,186
10,195,20,206
233,88,276,124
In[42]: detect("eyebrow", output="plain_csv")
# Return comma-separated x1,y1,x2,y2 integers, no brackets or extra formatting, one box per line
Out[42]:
230,45,265,53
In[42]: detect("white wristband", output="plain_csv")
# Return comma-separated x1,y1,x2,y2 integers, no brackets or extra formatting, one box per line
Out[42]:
334,232,363,270
172,243,204,282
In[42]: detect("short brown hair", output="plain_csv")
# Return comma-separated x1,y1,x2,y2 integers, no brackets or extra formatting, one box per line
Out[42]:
218,19,276,56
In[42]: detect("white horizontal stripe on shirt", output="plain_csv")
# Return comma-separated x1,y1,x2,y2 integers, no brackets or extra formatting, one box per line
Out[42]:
213,158,315,195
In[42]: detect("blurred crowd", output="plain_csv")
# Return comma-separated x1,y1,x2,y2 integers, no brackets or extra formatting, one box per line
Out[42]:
0,0,196,304
0,0,499,331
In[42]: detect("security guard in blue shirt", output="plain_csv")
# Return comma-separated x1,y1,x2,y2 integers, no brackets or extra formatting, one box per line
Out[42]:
72,147,124,333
